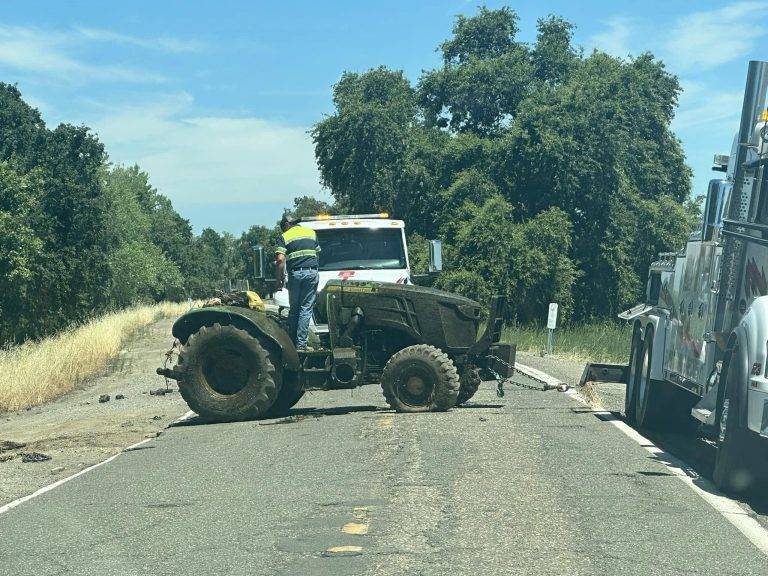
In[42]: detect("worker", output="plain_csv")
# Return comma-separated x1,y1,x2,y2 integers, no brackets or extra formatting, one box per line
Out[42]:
275,214,320,350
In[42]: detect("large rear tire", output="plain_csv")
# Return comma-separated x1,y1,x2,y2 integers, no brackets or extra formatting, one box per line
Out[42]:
174,323,277,422
713,338,765,494
624,323,643,424
381,345,459,412
634,326,664,429
456,365,481,406
263,371,304,418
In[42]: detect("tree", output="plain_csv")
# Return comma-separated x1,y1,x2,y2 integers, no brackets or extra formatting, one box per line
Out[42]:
312,67,418,213
313,6,696,319
419,7,533,135
0,163,45,342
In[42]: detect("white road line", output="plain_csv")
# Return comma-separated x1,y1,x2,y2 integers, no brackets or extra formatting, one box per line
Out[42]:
515,362,768,557
0,410,196,518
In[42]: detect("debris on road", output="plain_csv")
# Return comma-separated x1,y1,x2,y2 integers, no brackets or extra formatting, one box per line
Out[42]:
99,394,110,403
149,388,174,396
0,440,27,452
20,452,52,463
51,466,65,474
115,394,126,400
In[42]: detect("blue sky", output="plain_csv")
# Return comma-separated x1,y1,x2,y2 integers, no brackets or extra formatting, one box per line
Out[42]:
0,1,765,233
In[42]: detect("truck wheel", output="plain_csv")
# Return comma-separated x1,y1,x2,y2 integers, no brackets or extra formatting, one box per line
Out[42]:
624,323,643,424
381,345,460,412
456,366,481,406
634,326,664,429
174,323,277,422
714,339,762,494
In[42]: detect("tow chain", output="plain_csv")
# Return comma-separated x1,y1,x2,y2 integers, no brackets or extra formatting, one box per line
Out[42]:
161,340,179,389
486,355,570,397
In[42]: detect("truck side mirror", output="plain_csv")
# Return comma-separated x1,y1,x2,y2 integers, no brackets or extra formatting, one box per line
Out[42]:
702,180,726,241
252,245,266,280
428,240,443,273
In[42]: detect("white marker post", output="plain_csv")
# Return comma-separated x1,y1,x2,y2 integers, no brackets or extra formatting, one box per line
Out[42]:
546,303,558,355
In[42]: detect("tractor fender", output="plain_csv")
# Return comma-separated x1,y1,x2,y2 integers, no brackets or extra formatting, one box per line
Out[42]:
171,306,300,372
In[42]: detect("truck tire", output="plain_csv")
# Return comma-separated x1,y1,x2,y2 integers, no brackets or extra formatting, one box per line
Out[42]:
634,326,664,429
713,338,763,494
381,344,460,412
624,323,643,425
174,323,277,422
456,366,481,406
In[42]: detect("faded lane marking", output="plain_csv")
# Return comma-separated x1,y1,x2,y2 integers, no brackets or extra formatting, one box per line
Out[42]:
343,506,371,534
353,506,370,521
377,415,393,429
323,545,363,557
342,522,369,535
515,361,768,558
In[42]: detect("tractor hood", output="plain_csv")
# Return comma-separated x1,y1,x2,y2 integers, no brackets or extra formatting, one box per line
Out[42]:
319,280,484,353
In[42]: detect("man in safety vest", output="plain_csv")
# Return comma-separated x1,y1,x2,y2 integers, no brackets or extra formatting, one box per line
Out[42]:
275,214,320,350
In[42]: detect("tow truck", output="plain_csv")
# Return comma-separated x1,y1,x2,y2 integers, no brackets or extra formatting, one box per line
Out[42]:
582,60,768,493
253,212,443,337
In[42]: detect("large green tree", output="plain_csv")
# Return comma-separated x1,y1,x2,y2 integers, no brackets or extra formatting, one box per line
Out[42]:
312,6,697,321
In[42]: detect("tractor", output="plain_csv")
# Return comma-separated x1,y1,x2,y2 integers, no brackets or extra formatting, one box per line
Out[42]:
157,280,515,421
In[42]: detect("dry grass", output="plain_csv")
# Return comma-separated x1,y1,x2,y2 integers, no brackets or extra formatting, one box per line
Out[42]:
505,321,632,364
0,302,190,413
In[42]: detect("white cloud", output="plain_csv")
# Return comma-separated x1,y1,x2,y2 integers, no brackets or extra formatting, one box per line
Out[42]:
87,93,321,208
673,80,744,130
74,26,201,53
587,17,633,58
665,1,768,71
0,24,179,83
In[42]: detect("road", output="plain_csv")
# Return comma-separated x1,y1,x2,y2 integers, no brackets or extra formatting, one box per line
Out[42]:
1,355,767,575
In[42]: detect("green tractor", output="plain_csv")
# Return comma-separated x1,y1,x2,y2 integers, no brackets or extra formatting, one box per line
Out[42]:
157,280,515,421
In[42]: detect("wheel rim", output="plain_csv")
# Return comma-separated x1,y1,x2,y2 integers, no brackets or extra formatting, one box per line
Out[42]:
201,346,252,396
396,365,435,407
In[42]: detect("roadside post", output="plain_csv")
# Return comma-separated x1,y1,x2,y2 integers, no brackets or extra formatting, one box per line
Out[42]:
546,303,558,355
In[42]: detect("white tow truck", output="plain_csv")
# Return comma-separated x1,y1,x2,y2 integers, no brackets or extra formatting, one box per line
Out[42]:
582,60,768,493
254,212,442,333
271,213,440,307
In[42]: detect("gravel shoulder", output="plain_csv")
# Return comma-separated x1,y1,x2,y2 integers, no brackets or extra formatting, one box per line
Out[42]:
0,318,188,505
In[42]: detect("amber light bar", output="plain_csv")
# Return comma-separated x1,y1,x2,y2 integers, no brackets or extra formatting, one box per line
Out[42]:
302,213,389,221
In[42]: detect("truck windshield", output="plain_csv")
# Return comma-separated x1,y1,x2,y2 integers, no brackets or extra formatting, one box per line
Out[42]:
316,228,406,271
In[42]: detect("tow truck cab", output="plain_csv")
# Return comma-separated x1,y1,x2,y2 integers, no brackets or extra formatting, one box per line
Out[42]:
273,214,411,309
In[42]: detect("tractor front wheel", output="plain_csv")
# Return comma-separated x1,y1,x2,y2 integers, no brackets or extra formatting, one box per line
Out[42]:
381,345,460,412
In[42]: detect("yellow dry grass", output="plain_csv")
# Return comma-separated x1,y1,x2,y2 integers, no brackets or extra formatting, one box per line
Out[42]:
0,301,190,413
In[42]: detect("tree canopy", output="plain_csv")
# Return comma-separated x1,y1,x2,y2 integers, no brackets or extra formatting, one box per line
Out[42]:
313,6,699,322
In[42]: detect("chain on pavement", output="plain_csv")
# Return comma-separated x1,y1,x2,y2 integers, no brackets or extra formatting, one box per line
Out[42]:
486,355,570,397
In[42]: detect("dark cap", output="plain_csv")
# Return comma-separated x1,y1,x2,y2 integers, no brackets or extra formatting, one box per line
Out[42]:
280,213,299,231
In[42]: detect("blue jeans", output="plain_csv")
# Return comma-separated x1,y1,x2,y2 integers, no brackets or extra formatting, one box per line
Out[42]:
287,268,319,349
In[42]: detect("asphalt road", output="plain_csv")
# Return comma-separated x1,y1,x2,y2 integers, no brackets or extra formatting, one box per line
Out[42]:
1,362,768,575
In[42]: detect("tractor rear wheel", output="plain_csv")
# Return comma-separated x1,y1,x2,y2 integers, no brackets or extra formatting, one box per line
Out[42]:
174,323,277,421
381,345,460,412
456,365,481,406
